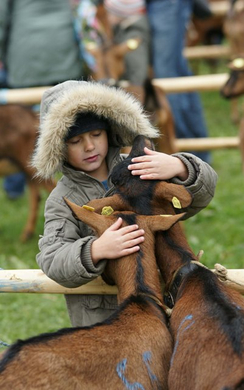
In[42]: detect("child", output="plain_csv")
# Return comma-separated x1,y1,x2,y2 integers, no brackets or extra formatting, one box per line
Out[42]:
32,80,217,327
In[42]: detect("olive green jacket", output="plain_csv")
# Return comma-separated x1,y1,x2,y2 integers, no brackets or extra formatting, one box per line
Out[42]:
33,80,218,327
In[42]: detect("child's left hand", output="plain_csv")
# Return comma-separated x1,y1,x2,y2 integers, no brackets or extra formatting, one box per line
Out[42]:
127,147,188,181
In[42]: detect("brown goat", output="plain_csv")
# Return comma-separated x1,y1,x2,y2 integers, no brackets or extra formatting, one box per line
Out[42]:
221,57,244,99
220,57,244,172
88,134,244,389
187,0,224,48
0,104,56,241
0,203,181,389
224,0,244,58
221,0,244,125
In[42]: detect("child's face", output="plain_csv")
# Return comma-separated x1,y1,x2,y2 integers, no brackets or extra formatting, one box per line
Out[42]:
66,129,109,180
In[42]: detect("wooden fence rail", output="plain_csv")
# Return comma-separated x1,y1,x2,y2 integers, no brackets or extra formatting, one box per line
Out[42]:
175,136,239,152
0,74,229,105
152,73,229,93
0,269,116,295
0,268,244,295
184,45,231,60
209,0,244,16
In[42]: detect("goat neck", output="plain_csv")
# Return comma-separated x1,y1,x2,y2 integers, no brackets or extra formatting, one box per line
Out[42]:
65,198,182,307
104,213,166,305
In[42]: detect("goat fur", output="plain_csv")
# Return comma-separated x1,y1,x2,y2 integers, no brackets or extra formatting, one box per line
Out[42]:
220,60,244,173
0,104,55,241
0,205,180,389
88,134,244,389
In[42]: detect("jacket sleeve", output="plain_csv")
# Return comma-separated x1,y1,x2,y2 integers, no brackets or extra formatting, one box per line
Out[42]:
36,195,107,289
171,152,218,219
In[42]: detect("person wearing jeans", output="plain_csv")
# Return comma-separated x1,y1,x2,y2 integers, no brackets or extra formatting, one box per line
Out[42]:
146,0,210,163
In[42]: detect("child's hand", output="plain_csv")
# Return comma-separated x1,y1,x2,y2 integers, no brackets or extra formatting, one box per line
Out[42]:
91,217,144,264
128,147,188,181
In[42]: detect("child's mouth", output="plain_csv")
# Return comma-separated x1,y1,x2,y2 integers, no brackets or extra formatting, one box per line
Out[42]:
85,155,98,163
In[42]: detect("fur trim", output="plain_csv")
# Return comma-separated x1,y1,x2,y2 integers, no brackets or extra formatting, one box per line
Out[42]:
32,80,159,179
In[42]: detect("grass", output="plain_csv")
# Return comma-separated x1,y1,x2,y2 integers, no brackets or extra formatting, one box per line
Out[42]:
0,59,244,348
185,83,244,269
0,187,70,347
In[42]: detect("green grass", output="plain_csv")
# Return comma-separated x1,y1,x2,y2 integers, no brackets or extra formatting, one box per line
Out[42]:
1,60,244,348
0,187,70,348
185,87,244,269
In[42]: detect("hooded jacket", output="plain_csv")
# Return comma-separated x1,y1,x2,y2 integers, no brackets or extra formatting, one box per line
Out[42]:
32,80,217,327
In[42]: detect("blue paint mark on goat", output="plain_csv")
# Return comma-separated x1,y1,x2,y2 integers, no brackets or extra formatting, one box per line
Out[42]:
116,358,145,389
142,351,158,384
116,351,159,389
171,314,195,366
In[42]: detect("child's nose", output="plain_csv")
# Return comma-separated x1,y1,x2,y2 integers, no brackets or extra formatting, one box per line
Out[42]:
84,138,95,151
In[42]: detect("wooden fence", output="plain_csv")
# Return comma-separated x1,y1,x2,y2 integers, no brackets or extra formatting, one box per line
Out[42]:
0,74,229,105
0,267,244,295
0,71,241,154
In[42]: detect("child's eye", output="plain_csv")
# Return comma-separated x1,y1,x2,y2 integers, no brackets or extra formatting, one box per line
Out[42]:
92,131,102,137
67,138,80,145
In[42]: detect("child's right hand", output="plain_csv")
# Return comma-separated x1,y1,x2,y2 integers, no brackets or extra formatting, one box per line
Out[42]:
91,217,145,264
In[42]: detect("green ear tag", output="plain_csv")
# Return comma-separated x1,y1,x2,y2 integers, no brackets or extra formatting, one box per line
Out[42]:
101,206,114,216
172,196,182,209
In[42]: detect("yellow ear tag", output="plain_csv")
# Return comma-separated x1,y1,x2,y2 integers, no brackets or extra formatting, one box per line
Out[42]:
126,39,139,50
160,214,172,217
172,196,182,209
101,206,114,216
233,58,244,68
82,205,95,212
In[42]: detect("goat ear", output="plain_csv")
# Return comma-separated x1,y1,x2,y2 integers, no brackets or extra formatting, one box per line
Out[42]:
149,213,185,232
64,197,111,235
64,198,93,220
155,182,193,209
87,194,125,213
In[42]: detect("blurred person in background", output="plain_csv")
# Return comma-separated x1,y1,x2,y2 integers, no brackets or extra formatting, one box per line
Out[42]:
103,0,150,86
0,0,83,199
71,0,150,87
146,0,211,163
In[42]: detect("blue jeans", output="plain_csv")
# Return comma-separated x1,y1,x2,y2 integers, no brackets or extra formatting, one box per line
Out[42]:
147,0,210,162
3,172,26,199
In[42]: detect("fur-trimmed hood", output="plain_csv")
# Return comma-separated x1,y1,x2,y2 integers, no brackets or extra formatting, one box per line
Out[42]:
32,80,160,179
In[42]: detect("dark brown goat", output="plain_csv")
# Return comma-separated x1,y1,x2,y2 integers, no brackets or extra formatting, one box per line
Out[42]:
224,0,244,58
220,57,244,172
0,203,181,389
221,57,244,99
187,0,224,48
0,104,56,241
88,135,244,389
